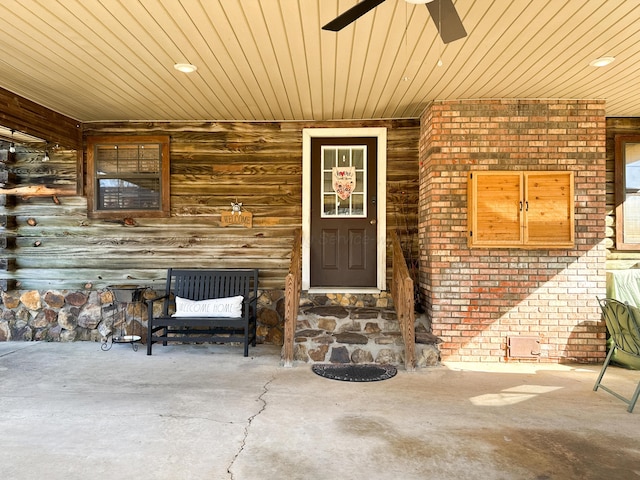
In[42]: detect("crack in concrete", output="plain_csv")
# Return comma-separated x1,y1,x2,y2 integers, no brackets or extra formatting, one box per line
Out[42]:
227,375,275,480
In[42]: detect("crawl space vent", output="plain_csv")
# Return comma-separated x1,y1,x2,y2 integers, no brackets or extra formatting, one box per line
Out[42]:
508,336,541,358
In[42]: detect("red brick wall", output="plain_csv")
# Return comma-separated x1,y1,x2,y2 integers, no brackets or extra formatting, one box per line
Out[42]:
418,99,607,362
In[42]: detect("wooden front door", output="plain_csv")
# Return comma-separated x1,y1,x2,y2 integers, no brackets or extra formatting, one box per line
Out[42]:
310,137,377,287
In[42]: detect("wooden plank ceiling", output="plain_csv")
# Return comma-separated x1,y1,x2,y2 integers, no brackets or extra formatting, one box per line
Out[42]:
0,0,637,123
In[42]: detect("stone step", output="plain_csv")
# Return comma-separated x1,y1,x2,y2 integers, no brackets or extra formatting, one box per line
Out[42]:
292,305,440,368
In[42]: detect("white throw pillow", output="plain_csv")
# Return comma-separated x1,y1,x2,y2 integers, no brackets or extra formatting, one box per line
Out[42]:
172,295,243,318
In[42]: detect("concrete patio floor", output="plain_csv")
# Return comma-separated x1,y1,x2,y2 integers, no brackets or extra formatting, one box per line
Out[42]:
0,341,639,480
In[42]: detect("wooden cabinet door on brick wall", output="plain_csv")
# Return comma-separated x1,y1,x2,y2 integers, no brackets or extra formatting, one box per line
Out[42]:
469,172,523,245
468,171,574,248
524,172,574,247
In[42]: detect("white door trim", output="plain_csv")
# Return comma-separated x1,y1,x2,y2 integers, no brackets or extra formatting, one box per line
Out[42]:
302,127,387,292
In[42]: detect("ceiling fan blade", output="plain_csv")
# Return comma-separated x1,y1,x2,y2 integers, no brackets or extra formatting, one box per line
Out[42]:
426,0,467,44
322,0,387,32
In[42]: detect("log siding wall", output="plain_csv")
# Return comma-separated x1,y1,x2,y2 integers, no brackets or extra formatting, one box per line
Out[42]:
0,120,418,291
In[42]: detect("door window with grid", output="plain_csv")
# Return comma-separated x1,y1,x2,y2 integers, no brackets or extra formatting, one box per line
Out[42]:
87,136,170,218
321,145,366,218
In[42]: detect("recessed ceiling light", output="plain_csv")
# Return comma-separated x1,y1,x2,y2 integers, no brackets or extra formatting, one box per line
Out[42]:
174,63,197,73
589,56,615,67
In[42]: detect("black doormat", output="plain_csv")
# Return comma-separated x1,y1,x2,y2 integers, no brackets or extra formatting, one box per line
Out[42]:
311,363,397,382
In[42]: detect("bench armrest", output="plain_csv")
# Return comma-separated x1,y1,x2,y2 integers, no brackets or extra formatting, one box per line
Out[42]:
147,294,169,305
147,294,170,319
145,295,169,307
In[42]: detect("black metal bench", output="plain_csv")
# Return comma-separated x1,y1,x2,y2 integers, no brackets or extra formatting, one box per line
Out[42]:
146,268,258,356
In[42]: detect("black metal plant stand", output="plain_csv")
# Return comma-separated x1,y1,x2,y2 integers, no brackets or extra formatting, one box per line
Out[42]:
101,285,146,351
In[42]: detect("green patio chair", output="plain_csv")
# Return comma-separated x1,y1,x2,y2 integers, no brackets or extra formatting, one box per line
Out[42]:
593,297,640,413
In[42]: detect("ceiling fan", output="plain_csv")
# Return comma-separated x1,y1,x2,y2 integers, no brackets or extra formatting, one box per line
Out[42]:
322,0,467,44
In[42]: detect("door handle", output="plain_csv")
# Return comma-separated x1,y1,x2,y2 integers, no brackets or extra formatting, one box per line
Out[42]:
370,219,376,225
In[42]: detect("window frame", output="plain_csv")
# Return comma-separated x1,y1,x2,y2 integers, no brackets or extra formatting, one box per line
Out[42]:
615,134,640,250
86,135,170,219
